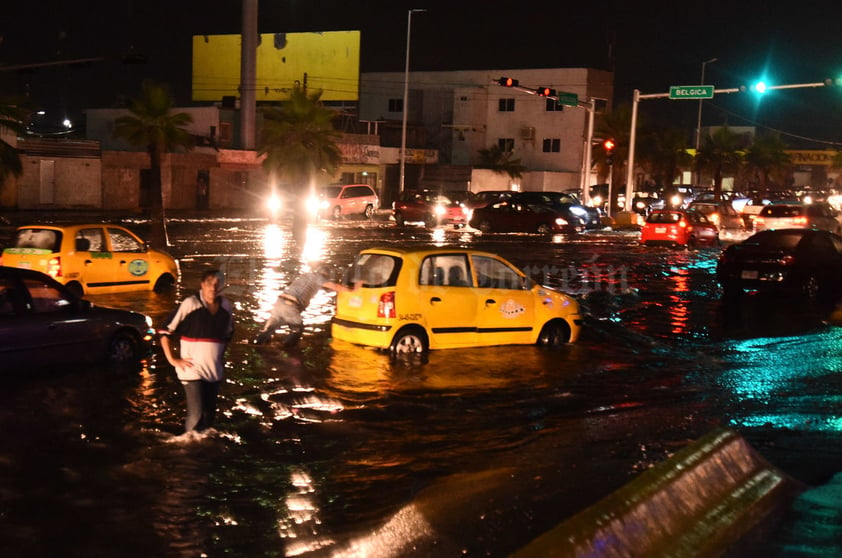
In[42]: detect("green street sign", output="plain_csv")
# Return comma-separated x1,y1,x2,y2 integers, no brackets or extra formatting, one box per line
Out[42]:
556,91,578,107
669,85,714,100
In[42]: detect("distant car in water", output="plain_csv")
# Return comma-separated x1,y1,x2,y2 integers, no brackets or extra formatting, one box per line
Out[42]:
1,224,179,297
687,201,746,235
515,191,597,229
717,228,842,302
0,266,155,370
392,190,468,228
469,194,584,234
310,184,379,220
640,209,719,248
753,202,842,234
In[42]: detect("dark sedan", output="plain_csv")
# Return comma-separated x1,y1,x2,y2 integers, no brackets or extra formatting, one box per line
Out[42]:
716,229,842,302
469,195,583,234
0,266,155,370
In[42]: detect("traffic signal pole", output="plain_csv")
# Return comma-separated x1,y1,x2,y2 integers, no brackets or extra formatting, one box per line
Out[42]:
625,81,828,208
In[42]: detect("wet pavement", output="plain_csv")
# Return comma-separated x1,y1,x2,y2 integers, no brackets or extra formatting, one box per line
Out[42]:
0,210,840,556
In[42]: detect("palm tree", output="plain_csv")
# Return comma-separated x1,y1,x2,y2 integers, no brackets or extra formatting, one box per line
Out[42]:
0,98,29,182
742,132,792,190
259,85,342,241
695,126,745,202
113,80,194,248
476,144,527,180
637,127,693,190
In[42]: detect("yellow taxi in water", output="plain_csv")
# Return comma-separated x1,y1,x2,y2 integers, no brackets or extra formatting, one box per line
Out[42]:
1,224,179,297
332,247,583,353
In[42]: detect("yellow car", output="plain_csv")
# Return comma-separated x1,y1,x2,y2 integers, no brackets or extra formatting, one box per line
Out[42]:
332,247,583,353
1,224,179,296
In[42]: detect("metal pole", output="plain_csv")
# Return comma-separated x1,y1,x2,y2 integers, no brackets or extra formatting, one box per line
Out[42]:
695,57,717,185
624,89,640,214
240,0,258,151
581,99,595,206
400,9,426,194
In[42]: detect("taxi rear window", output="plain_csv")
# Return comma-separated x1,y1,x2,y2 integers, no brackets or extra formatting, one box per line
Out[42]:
13,229,61,252
348,254,401,288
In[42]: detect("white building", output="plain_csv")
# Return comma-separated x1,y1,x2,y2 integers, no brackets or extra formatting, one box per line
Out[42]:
359,67,613,192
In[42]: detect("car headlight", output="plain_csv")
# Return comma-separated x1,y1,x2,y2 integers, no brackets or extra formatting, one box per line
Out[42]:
555,218,569,226
434,204,446,217
569,206,587,217
267,193,282,213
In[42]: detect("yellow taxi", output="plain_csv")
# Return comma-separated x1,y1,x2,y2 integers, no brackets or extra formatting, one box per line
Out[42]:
332,247,583,353
1,224,179,296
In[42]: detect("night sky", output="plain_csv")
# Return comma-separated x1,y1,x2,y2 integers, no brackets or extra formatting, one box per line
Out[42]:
2,0,841,145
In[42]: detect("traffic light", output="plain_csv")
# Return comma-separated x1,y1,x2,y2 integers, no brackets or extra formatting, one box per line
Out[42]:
603,139,615,166
535,87,556,97
497,77,519,87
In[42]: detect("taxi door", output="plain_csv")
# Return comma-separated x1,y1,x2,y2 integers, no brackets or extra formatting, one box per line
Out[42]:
417,255,479,348
470,255,536,346
70,226,120,291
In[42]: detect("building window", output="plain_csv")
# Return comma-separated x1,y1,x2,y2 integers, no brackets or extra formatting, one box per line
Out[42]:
498,98,515,112
542,138,561,153
546,98,563,112
388,98,404,112
498,138,515,152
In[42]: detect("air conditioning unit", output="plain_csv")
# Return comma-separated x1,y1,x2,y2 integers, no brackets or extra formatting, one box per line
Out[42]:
520,126,535,140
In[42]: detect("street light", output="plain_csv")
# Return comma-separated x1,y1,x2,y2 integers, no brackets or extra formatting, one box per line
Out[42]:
695,57,717,184
400,8,427,194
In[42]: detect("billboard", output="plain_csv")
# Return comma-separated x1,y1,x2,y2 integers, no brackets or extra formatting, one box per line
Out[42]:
192,31,360,102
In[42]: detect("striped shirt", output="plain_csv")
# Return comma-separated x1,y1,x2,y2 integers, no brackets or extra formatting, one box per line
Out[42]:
159,293,234,382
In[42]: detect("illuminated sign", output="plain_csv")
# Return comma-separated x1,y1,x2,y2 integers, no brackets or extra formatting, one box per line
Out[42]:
192,31,360,102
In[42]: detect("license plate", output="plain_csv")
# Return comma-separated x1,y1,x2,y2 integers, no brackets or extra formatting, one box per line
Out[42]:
655,227,666,233
741,270,758,280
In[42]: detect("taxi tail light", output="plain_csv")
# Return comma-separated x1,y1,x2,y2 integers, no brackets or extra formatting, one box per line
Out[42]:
378,291,396,318
47,256,62,277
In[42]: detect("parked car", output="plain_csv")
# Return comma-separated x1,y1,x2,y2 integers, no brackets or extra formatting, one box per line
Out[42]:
0,266,155,370
516,191,596,229
469,194,584,234
310,184,379,220
687,201,746,235
752,202,842,234
332,247,583,353
640,209,719,248
392,190,468,227
717,228,842,302
0,224,179,297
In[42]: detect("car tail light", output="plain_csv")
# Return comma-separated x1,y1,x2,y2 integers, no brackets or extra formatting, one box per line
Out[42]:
777,254,796,266
47,256,62,277
678,220,687,228
754,216,765,225
378,291,396,318
793,216,807,225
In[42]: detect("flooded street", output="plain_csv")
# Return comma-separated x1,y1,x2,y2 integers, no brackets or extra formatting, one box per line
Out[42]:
1,213,841,557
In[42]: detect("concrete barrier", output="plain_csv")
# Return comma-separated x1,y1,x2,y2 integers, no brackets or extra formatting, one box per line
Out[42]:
511,428,804,558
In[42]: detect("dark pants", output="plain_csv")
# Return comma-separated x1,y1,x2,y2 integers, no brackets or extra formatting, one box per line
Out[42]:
181,380,221,432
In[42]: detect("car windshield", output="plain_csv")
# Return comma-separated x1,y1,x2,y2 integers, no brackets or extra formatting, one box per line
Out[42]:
13,229,61,251
646,212,683,224
744,231,805,250
321,186,343,198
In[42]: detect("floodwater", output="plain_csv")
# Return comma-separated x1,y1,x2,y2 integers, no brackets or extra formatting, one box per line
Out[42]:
1,213,841,557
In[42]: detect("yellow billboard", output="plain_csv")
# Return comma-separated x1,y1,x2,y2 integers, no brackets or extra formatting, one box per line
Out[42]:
192,31,360,102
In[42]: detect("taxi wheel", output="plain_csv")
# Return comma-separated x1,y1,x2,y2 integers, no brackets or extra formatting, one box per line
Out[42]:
66,281,84,298
390,327,429,354
153,274,176,293
364,205,375,219
537,320,571,347
108,330,139,363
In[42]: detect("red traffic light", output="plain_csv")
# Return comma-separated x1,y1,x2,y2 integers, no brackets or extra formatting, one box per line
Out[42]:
603,139,615,151
497,77,519,87
535,87,556,97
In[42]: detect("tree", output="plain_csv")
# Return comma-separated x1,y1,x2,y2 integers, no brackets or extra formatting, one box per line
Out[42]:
259,85,342,242
476,144,527,179
695,126,745,202
637,127,693,190
113,80,194,248
0,98,29,182
742,132,792,190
